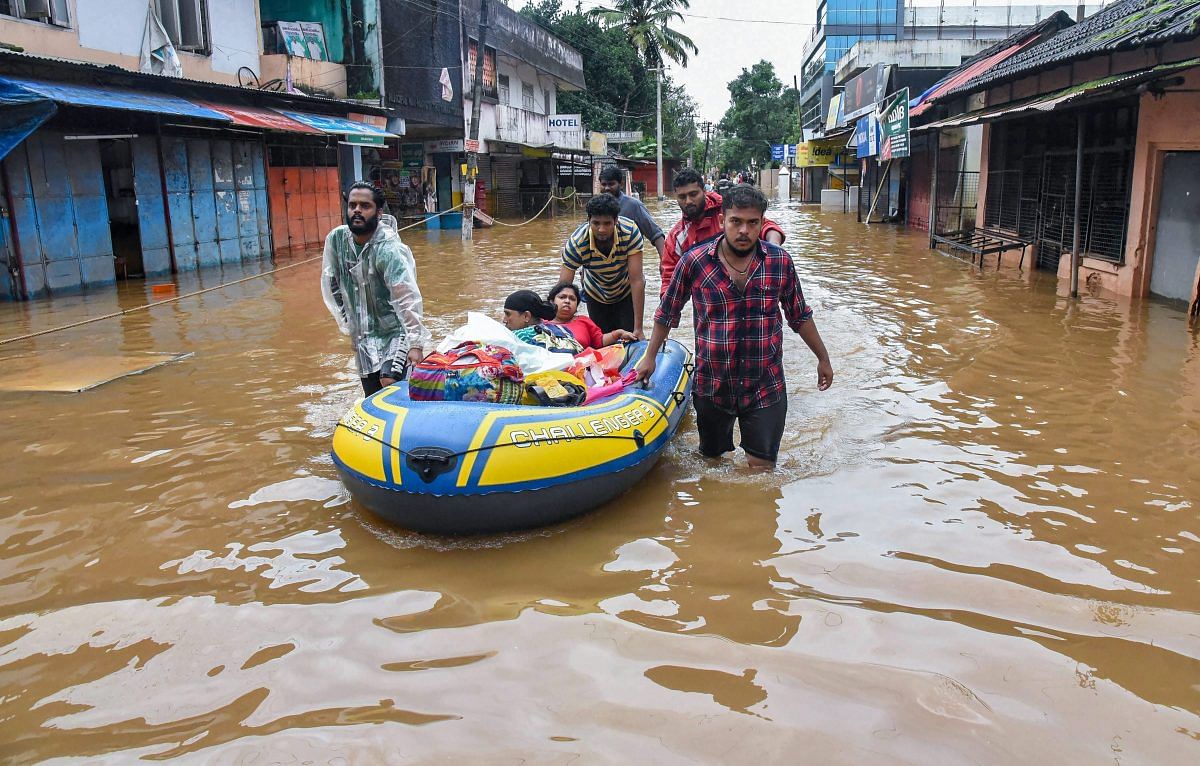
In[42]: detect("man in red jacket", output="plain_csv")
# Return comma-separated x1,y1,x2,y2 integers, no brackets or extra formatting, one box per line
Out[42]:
660,168,785,295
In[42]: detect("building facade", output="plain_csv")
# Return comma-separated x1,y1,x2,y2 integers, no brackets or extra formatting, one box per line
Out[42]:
0,0,394,300
908,0,1200,312
801,2,1114,136
364,0,585,223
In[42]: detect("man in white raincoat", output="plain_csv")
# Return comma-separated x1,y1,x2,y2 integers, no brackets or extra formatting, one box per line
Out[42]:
321,182,431,395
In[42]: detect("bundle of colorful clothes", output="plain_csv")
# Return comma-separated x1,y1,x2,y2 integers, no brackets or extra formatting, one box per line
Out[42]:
407,306,636,407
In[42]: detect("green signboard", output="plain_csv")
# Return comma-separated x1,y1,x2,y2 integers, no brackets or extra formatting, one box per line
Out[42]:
400,143,425,168
879,87,910,161
345,134,386,147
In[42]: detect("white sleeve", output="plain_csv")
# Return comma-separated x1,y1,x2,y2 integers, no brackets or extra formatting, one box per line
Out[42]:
320,232,350,336
384,238,432,353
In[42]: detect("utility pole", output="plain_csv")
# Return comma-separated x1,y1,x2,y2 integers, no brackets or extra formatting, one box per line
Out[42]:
700,121,713,175
652,66,664,200
463,0,489,242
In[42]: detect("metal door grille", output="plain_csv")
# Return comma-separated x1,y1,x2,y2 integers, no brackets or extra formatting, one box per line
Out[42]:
1037,152,1075,271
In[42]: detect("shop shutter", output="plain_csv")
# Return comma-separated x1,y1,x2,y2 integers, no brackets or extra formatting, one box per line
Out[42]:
492,155,520,218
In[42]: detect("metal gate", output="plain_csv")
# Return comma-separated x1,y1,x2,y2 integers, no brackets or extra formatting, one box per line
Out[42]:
159,136,269,269
1035,148,1133,272
3,130,115,296
492,154,520,218
267,143,341,251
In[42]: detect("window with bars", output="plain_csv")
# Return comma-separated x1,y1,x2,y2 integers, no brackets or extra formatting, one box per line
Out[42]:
983,107,1136,271
155,0,208,53
1,0,70,27
522,80,535,111
498,75,510,106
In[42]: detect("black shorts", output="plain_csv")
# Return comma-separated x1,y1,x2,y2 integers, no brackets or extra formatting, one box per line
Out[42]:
584,293,634,334
693,395,788,463
360,357,411,396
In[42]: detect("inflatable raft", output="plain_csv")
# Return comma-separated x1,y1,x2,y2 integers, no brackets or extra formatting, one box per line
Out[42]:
332,339,693,535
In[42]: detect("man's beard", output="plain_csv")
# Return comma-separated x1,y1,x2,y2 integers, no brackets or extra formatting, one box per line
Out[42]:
604,188,622,198
594,236,614,252
725,237,757,258
347,212,379,235
682,203,704,221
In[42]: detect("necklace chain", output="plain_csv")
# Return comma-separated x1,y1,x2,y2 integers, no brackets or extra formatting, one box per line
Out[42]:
720,245,752,275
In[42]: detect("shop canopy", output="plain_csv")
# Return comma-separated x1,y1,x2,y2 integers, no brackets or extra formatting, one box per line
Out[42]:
194,101,322,134
275,110,397,139
0,75,230,122
0,74,395,161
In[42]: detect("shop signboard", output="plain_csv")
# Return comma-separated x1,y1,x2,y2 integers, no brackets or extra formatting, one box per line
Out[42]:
797,138,843,167
344,134,385,146
855,114,880,158
424,139,465,153
825,92,844,132
879,88,910,161
843,64,891,122
400,144,425,168
547,114,582,132
589,131,608,154
604,130,643,144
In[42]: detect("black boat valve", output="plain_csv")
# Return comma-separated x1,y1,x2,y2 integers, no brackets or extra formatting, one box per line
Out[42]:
406,447,458,484
632,429,645,449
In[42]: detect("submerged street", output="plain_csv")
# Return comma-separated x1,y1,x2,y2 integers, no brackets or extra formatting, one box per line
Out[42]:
1,204,1198,762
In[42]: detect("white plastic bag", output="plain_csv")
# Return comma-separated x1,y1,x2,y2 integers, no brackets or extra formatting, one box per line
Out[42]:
435,312,571,374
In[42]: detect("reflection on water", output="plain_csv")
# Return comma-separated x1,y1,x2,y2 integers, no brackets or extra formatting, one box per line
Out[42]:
1,204,1198,763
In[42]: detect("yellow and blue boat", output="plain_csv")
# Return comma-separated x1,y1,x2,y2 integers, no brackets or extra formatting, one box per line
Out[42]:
331,339,693,535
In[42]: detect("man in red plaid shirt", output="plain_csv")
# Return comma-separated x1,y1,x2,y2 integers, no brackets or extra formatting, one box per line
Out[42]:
635,185,833,468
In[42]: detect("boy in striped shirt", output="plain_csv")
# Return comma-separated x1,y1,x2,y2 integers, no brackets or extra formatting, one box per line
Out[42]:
559,194,647,338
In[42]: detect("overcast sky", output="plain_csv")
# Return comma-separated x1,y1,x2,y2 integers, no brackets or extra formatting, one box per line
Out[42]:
576,0,821,123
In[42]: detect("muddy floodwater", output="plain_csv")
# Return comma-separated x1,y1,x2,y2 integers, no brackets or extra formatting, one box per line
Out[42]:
1,203,1198,763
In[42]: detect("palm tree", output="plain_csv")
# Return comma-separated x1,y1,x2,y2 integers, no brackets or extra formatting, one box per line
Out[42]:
589,0,699,68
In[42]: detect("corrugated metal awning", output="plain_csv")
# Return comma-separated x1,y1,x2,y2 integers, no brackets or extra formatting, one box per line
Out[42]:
276,110,398,138
0,75,230,121
914,58,1200,132
195,102,322,134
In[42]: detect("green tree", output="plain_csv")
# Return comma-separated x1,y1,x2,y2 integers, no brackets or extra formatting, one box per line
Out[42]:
520,2,697,156
717,61,799,170
588,0,698,68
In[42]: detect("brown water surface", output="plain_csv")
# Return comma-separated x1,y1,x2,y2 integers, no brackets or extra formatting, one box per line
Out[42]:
1,204,1198,763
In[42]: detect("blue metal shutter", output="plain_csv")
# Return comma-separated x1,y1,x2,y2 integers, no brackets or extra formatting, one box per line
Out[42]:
131,136,172,276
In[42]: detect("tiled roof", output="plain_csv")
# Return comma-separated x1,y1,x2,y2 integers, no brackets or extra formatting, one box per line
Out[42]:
910,12,1075,116
945,0,1200,97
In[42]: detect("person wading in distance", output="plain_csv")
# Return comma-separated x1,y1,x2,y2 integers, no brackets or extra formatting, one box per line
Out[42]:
660,167,786,297
321,182,430,396
636,184,833,469
559,193,647,339
599,165,667,265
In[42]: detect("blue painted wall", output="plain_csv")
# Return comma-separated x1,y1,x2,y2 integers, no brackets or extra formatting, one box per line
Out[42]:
2,131,271,300
2,131,114,299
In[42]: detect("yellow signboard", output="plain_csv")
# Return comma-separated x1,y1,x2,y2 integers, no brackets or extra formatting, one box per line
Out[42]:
797,138,844,167
796,142,811,167
589,131,608,155
825,93,843,133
